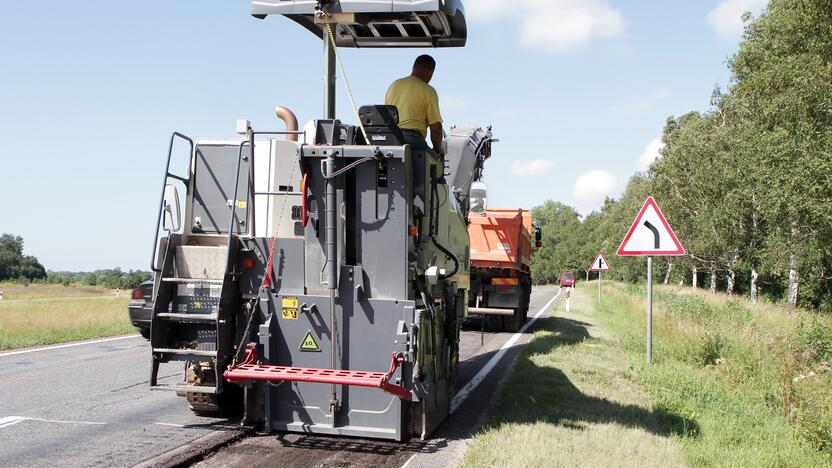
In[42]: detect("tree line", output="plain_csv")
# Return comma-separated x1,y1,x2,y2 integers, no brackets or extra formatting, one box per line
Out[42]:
0,234,47,281
1,233,151,289
532,0,832,311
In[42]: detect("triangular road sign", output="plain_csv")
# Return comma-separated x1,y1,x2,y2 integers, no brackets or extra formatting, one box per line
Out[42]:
590,252,611,272
617,197,685,256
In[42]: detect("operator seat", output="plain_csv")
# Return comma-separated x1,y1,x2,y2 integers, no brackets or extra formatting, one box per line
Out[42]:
358,105,405,146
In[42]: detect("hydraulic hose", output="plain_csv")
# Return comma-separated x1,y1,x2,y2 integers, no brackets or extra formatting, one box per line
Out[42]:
429,174,460,281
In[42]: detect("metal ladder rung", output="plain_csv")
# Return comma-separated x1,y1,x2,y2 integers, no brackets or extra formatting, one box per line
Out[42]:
153,348,218,359
156,313,219,322
150,383,218,394
162,278,224,284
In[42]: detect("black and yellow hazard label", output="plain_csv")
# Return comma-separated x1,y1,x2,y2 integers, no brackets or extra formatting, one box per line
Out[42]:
299,331,321,352
281,296,298,320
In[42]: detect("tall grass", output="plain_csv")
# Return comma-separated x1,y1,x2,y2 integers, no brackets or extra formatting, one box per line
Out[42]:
0,294,134,350
0,281,119,300
600,282,832,466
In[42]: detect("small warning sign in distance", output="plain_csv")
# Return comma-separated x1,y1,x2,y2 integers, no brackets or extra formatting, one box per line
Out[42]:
590,252,611,272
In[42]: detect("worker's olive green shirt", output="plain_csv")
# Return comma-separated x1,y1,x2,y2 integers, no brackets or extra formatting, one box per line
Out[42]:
384,76,443,138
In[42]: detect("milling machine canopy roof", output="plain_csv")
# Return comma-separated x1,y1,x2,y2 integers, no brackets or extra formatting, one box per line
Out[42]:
251,0,467,48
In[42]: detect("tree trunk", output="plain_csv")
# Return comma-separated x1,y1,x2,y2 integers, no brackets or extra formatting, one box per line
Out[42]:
727,251,738,297
692,266,698,288
663,259,673,285
750,193,759,303
787,223,800,310
709,262,717,294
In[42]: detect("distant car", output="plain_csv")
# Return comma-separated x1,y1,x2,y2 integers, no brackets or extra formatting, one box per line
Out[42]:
128,280,154,339
559,271,576,288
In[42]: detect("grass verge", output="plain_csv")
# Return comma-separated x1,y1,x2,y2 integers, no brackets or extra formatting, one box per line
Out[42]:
461,287,686,467
0,285,134,350
602,282,831,466
462,283,832,467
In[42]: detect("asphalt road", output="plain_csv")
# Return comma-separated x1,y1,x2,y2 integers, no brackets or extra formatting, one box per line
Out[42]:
0,338,231,467
0,286,561,468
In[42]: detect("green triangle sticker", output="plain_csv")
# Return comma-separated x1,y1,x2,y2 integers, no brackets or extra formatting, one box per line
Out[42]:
299,331,321,352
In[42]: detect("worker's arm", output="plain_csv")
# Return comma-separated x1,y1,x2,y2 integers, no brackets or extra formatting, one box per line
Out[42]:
429,123,444,157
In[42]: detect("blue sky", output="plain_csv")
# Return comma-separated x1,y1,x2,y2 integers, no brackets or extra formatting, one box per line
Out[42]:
0,0,766,271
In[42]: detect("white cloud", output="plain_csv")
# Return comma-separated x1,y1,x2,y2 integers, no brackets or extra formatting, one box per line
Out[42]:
573,170,617,209
510,159,557,176
706,0,767,38
609,88,671,117
466,0,625,53
638,138,665,171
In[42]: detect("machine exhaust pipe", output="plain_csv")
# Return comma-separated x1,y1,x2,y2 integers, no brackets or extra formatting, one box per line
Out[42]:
276,106,299,142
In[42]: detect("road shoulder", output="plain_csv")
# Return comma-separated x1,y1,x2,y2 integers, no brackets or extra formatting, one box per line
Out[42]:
460,286,686,467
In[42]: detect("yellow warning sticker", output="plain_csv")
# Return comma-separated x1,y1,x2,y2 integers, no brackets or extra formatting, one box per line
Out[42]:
237,200,248,209
299,331,321,352
281,308,298,320
282,296,298,309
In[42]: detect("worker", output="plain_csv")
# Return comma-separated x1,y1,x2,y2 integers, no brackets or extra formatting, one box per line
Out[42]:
385,54,445,157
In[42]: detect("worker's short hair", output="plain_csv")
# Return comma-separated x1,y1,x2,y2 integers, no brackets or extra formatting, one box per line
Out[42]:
413,54,436,70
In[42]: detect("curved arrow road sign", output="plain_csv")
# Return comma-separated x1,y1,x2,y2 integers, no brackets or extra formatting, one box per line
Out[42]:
617,197,685,256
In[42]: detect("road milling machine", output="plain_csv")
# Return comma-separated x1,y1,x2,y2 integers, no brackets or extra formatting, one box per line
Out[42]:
148,0,494,441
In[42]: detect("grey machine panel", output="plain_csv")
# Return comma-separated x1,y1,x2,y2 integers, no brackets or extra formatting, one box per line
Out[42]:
259,144,417,439
251,0,467,48
260,269,416,439
191,144,250,235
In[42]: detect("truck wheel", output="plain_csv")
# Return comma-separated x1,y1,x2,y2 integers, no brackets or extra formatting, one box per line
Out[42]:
504,308,523,332
187,386,242,416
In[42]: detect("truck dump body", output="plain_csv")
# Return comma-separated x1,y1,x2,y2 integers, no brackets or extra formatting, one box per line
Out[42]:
467,209,536,331
468,209,532,272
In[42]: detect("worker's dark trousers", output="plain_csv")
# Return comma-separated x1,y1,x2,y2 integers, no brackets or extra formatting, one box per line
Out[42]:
401,129,431,153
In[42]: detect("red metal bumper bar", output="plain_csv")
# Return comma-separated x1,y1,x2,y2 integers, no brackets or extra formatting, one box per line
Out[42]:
223,343,412,401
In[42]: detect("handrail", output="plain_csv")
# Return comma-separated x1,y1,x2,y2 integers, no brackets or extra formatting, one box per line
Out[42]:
224,140,251,280
151,132,193,272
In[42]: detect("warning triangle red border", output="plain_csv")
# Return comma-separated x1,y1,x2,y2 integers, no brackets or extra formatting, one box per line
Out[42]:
617,196,685,256
589,252,611,271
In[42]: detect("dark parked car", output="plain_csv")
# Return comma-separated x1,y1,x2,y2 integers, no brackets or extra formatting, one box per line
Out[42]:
128,280,154,339
559,271,576,288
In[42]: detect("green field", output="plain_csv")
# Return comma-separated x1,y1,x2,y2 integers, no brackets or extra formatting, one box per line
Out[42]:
463,283,832,467
0,282,134,350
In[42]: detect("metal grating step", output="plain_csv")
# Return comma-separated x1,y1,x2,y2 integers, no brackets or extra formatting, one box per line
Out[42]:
150,383,218,394
223,344,412,400
153,348,218,361
162,278,224,284
156,313,219,322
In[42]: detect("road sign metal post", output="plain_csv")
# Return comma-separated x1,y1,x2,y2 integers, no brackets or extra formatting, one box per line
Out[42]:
647,256,653,364
589,252,611,305
617,197,684,365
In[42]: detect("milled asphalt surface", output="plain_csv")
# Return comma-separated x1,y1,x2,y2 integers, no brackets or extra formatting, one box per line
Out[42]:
196,286,562,468
0,286,560,468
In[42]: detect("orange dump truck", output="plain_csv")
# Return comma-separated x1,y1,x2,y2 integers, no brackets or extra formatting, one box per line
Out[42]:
467,208,541,331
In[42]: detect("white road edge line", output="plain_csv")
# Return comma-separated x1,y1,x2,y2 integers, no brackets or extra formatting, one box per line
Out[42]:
400,453,417,468
448,288,562,414
155,422,187,428
0,416,106,428
0,416,26,428
0,335,142,358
